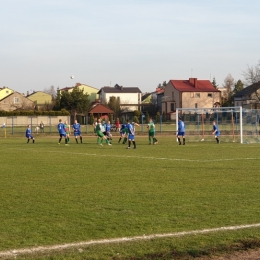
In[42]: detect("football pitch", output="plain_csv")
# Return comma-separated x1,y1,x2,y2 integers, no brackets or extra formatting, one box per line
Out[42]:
1,135,260,259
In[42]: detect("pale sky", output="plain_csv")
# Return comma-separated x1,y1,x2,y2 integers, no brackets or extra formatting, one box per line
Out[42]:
1,0,260,94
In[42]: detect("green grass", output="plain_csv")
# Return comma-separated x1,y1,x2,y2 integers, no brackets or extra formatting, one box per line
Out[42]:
0,135,260,259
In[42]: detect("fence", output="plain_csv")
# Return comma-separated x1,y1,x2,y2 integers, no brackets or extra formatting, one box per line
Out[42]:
0,115,177,137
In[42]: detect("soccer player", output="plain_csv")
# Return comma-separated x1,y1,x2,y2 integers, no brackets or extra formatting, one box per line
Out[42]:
126,120,140,149
101,120,106,136
106,120,112,143
26,125,35,143
177,117,185,145
118,123,128,144
72,120,83,144
147,118,158,145
58,119,68,145
64,120,70,144
96,119,111,146
212,121,220,144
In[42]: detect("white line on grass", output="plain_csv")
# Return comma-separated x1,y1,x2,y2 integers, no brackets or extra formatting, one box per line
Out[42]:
1,223,260,258
7,148,260,162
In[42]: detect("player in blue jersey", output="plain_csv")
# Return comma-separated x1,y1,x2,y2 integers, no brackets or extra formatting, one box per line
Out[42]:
212,121,220,144
106,120,112,143
177,117,185,145
58,119,68,145
72,120,83,143
118,123,127,144
126,120,140,149
25,125,35,143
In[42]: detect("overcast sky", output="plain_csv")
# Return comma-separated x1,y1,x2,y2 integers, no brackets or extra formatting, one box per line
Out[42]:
1,0,260,94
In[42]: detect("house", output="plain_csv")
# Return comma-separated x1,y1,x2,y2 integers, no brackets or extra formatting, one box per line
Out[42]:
59,83,99,103
98,84,142,112
141,90,162,115
234,82,260,109
155,86,165,112
0,86,14,100
0,92,35,111
88,101,114,121
162,78,221,119
26,91,52,109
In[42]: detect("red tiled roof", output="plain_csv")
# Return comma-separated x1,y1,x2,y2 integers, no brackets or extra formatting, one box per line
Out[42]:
89,103,114,114
170,78,220,92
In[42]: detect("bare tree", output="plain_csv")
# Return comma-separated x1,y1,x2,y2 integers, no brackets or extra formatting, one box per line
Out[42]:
241,60,260,105
242,60,260,85
222,74,235,106
43,85,57,100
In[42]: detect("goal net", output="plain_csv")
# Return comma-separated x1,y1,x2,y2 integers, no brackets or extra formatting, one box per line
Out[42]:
176,107,260,144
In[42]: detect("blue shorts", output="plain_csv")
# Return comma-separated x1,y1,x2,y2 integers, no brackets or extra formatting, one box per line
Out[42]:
59,133,66,137
178,131,185,137
26,134,33,139
74,131,81,136
215,131,220,137
128,134,135,140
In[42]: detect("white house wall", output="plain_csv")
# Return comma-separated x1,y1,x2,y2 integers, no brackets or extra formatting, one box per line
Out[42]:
101,92,141,111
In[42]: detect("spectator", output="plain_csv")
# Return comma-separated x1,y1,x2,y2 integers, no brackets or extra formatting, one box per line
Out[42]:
40,121,44,133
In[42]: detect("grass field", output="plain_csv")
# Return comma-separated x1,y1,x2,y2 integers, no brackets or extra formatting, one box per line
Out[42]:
1,134,260,259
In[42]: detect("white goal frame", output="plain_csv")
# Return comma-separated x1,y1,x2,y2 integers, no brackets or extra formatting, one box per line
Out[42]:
176,106,260,144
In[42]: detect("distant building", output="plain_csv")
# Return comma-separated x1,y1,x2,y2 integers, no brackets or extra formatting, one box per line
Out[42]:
162,78,221,119
88,101,114,121
0,92,34,111
26,91,52,109
234,82,260,109
59,83,99,103
98,84,142,112
0,86,14,100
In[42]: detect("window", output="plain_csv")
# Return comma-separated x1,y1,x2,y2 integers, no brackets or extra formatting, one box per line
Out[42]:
195,93,200,98
195,103,198,108
190,92,194,98
170,103,175,111
14,97,19,104
208,93,212,98
6,90,9,94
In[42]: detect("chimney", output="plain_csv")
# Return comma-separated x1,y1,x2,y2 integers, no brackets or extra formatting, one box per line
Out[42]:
194,78,197,88
27,91,29,96
189,78,198,88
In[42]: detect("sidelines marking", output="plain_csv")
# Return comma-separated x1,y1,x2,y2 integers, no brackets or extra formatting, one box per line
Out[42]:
1,223,260,258
7,147,260,162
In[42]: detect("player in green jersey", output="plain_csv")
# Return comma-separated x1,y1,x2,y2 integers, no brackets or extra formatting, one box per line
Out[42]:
96,119,111,146
147,118,158,145
64,120,70,144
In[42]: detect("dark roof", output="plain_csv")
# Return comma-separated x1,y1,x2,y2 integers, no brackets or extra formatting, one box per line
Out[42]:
60,87,73,91
170,78,220,92
233,82,260,98
98,84,142,94
141,93,151,101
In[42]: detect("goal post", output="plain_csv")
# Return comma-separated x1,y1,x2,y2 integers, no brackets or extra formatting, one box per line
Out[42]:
176,107,260,144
